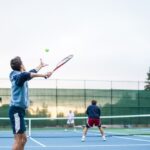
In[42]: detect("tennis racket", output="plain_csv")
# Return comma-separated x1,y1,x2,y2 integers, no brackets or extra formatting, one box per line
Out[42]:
47,54,74,76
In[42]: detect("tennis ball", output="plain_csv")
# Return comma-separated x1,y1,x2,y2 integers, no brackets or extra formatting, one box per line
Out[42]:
45,48,49,52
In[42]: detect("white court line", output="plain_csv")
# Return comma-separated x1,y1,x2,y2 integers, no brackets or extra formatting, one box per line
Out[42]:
37,143,150,148
115,136,150,142
135,135,150,138
29,137,46,147
86,130,150,143
75,129,150,143
0,143,150,149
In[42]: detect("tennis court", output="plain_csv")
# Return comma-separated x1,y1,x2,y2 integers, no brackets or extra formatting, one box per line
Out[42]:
1,0,150,149
0,128,150,150
0,115,150,150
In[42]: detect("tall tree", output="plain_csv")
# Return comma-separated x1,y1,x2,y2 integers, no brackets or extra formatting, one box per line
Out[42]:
144,67,150,90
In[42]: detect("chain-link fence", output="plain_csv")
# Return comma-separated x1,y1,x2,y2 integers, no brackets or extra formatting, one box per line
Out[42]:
0,79,150,118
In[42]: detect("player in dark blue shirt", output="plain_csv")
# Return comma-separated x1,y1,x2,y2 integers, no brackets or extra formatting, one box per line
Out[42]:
81,100,106,142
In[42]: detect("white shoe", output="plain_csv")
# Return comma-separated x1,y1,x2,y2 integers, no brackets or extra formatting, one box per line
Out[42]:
81,136,85,142
102,135,106,141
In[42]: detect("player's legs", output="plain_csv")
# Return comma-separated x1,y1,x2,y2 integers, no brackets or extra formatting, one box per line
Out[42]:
65,120,75,131
81,118,93,141
70,120,76,131
65,123,69,131
9,106,27,150
73,123,76,131
13,133,27,150
98,127,106,141
81,126,88,141
83,127,88,135
82,118,106,141
96,118,106,141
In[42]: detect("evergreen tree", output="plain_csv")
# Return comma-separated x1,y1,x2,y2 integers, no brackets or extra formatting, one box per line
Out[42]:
0,97,2,107
144,67,150,90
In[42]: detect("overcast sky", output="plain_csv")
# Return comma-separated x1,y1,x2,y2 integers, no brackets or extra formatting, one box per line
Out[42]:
0,0,150,81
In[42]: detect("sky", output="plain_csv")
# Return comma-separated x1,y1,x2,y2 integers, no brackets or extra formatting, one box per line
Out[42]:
0,0,150,81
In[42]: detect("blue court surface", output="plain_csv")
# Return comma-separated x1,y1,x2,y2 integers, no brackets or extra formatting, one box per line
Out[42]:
0,129,150,150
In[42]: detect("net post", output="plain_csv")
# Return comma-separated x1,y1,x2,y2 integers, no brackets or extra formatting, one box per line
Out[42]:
28,118,31,137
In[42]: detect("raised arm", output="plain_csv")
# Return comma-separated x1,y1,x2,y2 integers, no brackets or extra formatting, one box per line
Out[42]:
35,58,48,72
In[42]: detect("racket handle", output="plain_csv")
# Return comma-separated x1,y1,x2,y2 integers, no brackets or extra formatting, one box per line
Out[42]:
44,71,53,79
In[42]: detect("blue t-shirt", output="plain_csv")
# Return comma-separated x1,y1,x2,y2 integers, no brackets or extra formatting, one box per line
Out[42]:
86,104,101,119
9,69,37,109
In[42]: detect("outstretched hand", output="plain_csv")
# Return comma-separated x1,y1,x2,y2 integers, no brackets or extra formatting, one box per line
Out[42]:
40,58,48,68
35,58,49,72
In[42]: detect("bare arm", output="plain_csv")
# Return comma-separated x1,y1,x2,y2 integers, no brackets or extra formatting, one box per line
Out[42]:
30,72,52,79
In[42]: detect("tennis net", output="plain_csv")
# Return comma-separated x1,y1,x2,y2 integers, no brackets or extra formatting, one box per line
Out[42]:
0,114,150,138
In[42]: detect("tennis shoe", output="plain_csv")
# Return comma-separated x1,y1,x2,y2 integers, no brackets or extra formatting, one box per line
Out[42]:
81,136,85,142
102,135,106,141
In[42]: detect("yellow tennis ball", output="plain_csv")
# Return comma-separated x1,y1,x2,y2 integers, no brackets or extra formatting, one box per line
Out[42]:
45,48,49,52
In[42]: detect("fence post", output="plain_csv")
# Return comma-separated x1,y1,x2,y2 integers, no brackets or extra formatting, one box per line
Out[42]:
84,80,86,109
137,81,140,124
56,79,58,118
110,81,113,125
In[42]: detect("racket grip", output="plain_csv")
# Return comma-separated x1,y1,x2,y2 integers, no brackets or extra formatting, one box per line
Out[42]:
44,71,53,79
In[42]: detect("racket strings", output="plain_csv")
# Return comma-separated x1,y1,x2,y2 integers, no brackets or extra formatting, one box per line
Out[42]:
54,55,73,71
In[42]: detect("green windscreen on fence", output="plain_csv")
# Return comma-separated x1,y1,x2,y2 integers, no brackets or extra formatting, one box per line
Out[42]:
0,80,150,117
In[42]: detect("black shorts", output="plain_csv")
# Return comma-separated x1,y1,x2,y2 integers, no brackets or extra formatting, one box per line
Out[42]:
9,106,26,134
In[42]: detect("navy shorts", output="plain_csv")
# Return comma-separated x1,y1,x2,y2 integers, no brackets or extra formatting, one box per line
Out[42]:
9,106,26,134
